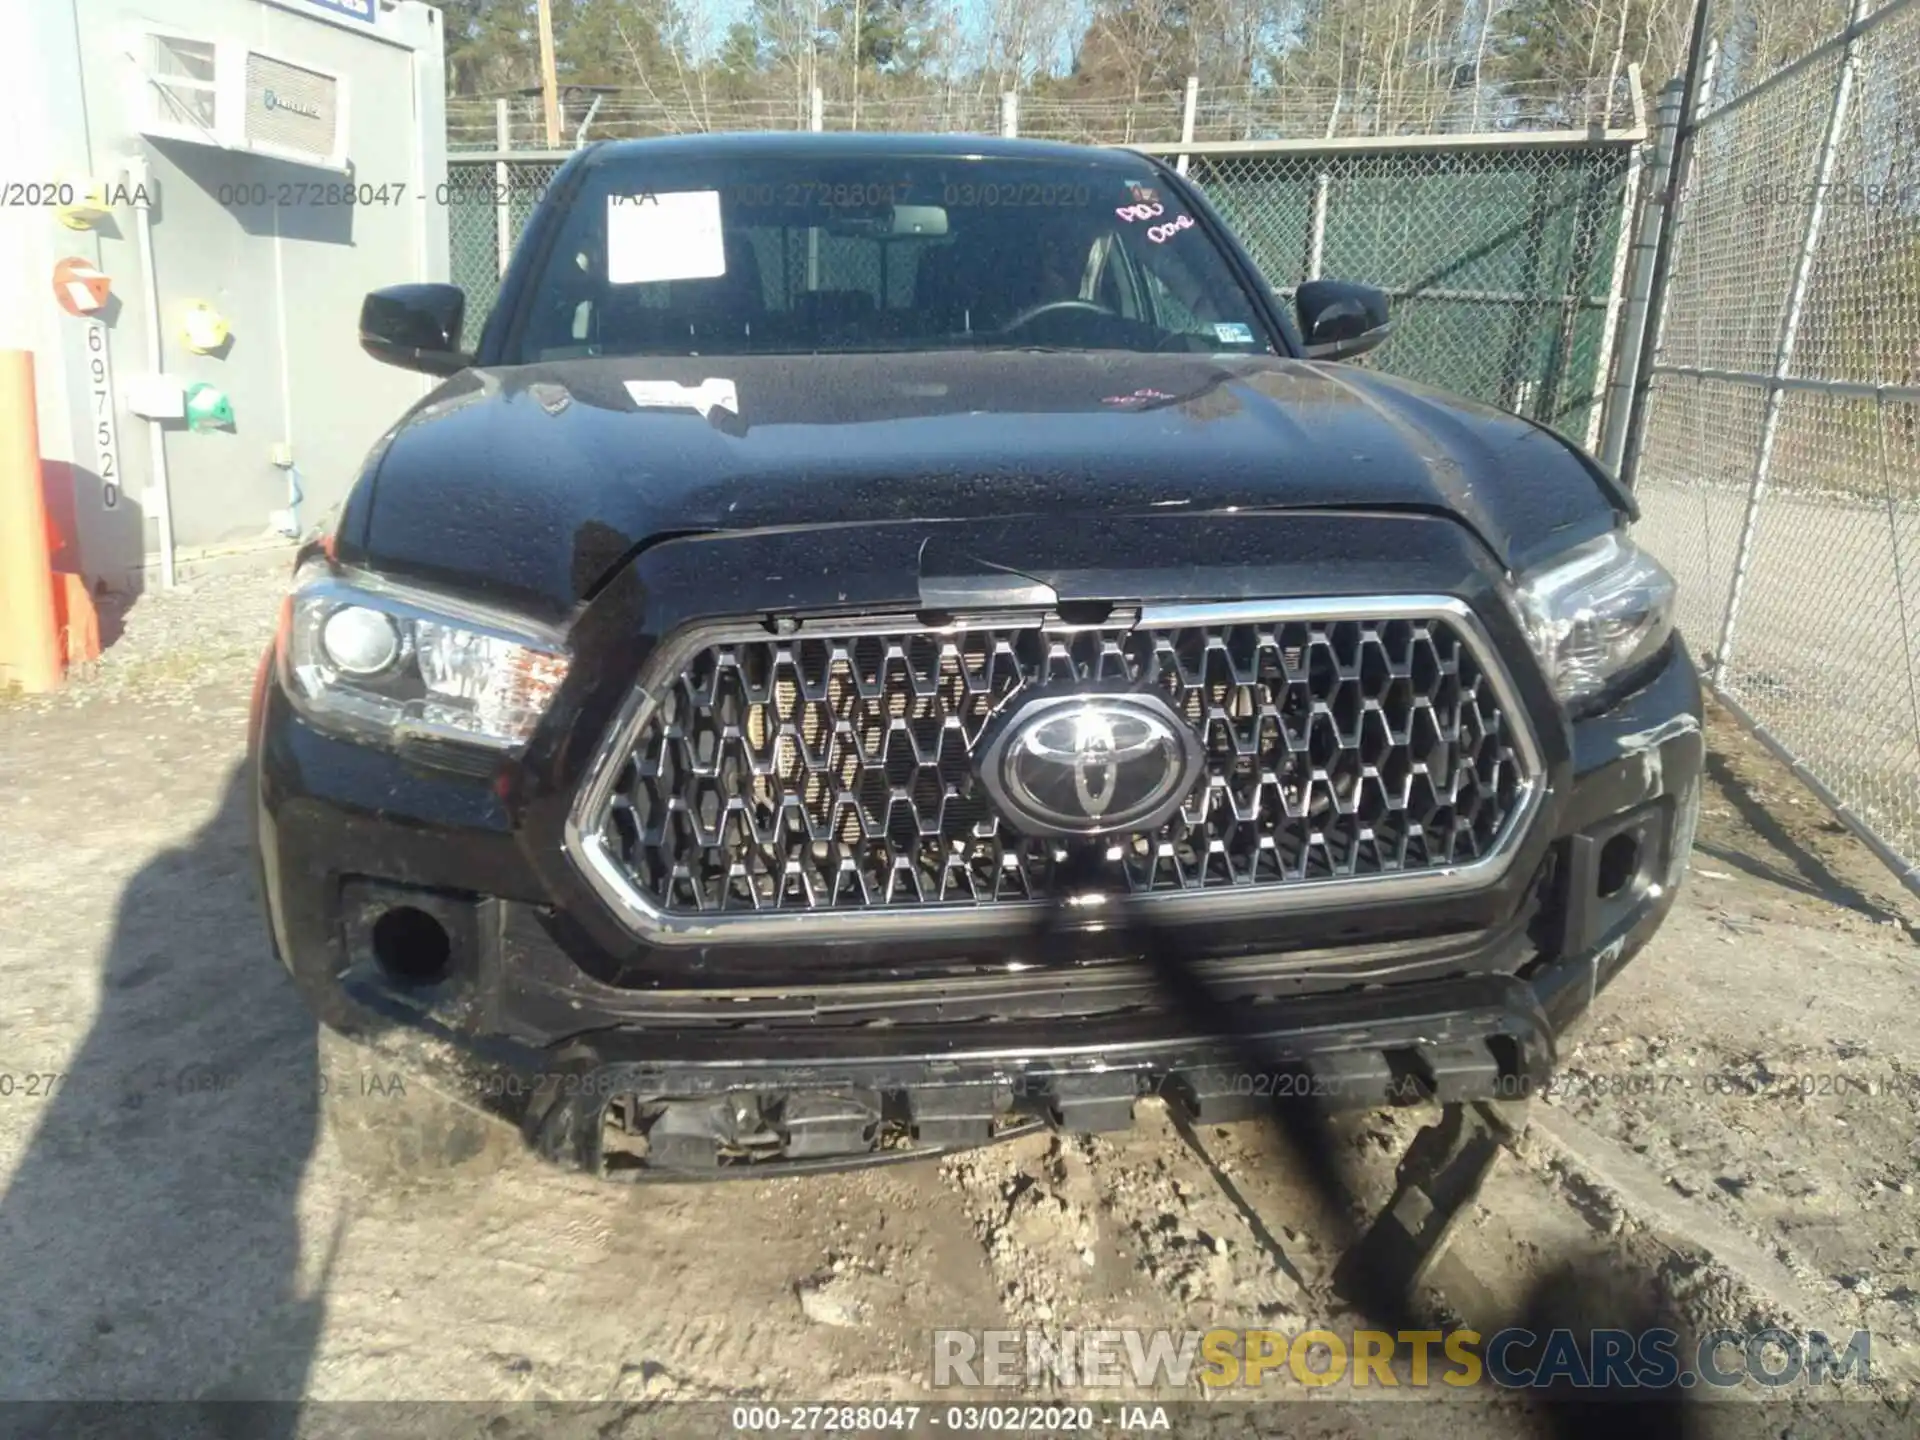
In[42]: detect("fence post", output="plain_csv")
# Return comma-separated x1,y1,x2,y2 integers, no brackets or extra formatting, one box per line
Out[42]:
1617,0,1717,491
1307,177,1330,281
1177,76,1197,175
1306,95,1343,282
1597,79,1680,472
1589,65,1652,454
1692,38,1720,125
807,86,824,287
1001,91,1018,138
1713,0,1867,686
575,92,606,147
495,99,511,280
1639,39,1719,355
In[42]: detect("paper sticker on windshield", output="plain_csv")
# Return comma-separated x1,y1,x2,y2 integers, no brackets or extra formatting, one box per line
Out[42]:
1213,322,1255,345
607,190,725,284
624,377,738,419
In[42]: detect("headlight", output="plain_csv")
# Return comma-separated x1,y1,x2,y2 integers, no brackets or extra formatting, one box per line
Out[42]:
282,563,569,750
1510,531,1675,706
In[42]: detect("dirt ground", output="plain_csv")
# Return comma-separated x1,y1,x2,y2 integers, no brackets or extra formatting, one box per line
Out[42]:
1,563,1917,1435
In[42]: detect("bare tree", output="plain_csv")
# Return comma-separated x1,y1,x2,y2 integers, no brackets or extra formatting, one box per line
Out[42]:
978,0,1083,95
437,0,1735,144
611,0,730,133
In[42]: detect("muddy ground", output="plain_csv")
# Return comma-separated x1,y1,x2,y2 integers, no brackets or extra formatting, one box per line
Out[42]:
1,562,1916,1435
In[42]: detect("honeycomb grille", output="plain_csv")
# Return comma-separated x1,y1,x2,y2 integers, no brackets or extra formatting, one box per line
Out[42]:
590,612,1533,916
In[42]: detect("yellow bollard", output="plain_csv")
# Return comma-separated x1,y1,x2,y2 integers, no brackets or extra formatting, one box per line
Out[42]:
0,350,63,693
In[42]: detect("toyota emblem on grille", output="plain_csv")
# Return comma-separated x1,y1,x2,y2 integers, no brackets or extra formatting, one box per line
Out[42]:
978,691,1205,838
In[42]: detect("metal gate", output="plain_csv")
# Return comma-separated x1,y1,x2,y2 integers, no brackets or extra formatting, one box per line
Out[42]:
1629,0,1920,891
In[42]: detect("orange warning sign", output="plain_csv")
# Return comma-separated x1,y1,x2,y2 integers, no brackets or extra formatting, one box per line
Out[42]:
53,258,113,317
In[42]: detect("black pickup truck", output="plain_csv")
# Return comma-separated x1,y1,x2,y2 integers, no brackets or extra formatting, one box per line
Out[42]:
250,132,1702,1179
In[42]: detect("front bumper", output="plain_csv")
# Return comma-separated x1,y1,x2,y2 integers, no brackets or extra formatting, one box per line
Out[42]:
254,612,1704,1177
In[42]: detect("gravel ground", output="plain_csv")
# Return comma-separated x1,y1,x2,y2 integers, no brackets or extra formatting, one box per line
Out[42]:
7,557,296,712
1533,710,1920,1352
1,568,1915,1434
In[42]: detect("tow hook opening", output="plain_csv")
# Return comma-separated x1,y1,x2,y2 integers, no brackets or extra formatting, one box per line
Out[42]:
1596,832,1640,900
371,906,454,988
1556,804,1666,957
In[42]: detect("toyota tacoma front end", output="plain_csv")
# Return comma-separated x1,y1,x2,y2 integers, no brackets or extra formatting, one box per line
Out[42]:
251,133,1702,1178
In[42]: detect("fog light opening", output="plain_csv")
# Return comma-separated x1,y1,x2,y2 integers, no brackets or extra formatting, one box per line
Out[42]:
371,906,453,987
1596,833,1641,901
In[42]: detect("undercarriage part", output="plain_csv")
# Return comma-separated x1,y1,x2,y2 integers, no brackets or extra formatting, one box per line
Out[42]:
588,1083,1050,1178
1412,1042,1503,1105
778,1090,883,1158
1166,1039,1506,1125
1047,1072,1139,1133
508,1027,1543,1179
1163,1066,1271,1125
644,1097,738,1170
1334,1099,1526,1310
907,1084,1006,1148
598,1088,902,1173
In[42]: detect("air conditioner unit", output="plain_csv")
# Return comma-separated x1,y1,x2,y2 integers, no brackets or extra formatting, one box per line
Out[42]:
131,31,351,171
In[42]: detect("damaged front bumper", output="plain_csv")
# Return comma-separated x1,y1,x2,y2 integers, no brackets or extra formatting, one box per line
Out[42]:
331,970,1560,1178
255,632,1704,1180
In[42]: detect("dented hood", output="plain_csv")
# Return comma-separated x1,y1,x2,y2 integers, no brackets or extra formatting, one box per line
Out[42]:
342,351,1624,615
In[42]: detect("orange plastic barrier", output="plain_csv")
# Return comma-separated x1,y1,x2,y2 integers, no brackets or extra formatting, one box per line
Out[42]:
40,458,101,671
54,572,100,669
0,349,63,693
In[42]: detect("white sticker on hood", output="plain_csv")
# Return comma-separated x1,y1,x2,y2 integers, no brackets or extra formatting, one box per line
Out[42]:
624,377,739,419
607,190,726,284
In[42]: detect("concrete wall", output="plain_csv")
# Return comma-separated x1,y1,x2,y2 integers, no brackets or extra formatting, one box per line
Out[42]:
2,0,447,592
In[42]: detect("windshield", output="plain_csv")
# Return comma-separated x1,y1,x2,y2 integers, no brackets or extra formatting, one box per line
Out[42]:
507,152,1276,362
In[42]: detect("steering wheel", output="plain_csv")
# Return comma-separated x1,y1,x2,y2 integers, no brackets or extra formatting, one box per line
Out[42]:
1001,298,1121,332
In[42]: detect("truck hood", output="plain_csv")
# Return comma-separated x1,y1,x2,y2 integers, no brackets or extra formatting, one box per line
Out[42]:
343,351,1623,616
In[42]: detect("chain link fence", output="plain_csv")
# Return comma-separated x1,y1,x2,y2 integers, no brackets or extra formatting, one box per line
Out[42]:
447,78,1640,153
1187,140,1638,444
1630,0,1920,889
446,158,563,349
446,130,1640,442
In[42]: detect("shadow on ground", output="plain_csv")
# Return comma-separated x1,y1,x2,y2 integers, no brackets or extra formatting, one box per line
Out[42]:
0,766,326,1431
1696,749,1904,925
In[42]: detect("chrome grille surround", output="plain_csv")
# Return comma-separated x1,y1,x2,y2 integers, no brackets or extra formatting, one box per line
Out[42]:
565,597,1545,946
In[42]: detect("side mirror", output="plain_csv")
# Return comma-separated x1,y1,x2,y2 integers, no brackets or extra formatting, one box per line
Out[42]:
1295,280,1392,362
360,284,472,376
